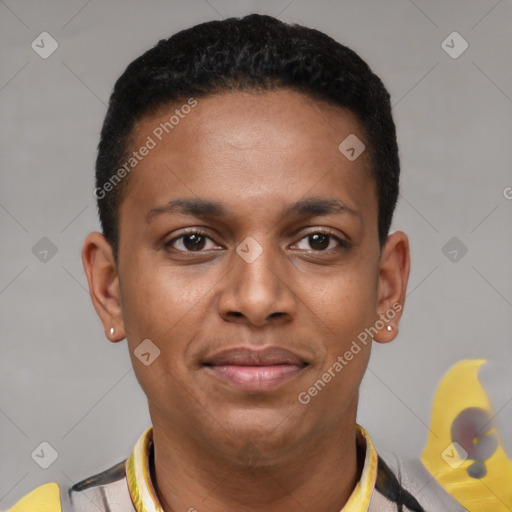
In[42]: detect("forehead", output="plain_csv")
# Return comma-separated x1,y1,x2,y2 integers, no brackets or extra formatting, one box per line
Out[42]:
120,89,376,227
145,89,368,157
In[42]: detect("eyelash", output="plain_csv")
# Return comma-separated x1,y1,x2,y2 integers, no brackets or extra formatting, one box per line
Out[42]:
164,228,350,253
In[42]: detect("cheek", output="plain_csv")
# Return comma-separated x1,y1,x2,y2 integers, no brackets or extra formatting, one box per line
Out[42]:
305,260,378,394
120,258,214,338
119,261,221,400
302,279,375,411
314,269,378,342
118,264,201,408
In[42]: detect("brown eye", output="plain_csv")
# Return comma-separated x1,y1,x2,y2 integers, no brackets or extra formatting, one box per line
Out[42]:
164,230,218,252
180,234,207,251
308,233,330,250
294,231,348,252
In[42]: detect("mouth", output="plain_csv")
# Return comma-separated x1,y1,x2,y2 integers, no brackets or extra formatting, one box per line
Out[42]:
203,346,310,392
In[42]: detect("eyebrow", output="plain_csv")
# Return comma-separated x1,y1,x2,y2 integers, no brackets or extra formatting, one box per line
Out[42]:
145,197,360,223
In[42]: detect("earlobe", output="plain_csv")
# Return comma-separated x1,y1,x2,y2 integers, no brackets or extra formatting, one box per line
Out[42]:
81,232,126,342
373,230,410,344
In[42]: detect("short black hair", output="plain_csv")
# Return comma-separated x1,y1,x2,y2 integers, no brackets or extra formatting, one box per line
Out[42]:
95,13,400,262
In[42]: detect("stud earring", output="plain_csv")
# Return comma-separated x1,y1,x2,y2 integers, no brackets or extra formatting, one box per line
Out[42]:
110,327,115,336
386,325,393,332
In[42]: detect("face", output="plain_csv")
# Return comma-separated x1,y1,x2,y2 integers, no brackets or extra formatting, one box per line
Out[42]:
83,89,409,464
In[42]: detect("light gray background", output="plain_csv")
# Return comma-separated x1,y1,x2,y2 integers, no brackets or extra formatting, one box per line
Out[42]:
1,0,511,509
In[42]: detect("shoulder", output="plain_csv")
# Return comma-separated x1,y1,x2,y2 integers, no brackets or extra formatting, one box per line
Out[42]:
371,455,427,512
372,455,467,512
4,460,134,512
68,459,134,511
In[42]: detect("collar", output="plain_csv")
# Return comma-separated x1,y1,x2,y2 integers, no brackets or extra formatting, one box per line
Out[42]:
126,424,378,512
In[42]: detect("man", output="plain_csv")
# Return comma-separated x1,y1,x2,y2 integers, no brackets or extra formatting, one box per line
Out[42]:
6,13,422,512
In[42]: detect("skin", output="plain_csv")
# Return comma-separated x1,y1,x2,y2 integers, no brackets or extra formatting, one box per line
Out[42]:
82,89,410,512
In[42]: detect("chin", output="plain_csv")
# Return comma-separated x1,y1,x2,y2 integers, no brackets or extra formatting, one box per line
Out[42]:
209,409,306,463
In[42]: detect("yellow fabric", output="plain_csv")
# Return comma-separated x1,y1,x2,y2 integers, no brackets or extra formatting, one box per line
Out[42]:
6,482,61,512
126,424,378,512
126,426,163,512
342,425,379,512
421,359,512,512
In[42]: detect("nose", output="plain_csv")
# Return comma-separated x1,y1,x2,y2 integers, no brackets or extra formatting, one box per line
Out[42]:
217,238,297,327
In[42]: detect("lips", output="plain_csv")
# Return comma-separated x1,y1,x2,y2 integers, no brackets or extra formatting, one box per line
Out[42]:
206,346,306,366
203,346,309,392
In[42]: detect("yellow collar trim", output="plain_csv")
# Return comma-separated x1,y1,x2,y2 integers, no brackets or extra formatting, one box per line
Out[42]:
342,425,379,511
126,426,163,512
126,424,378,512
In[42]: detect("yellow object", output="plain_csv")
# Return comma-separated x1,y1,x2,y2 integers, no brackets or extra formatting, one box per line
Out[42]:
341,425,378,511
6,482,61,512
421,359,512,512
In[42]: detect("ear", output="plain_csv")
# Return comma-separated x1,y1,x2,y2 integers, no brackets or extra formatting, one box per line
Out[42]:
373,230,411,344
81,231,125,342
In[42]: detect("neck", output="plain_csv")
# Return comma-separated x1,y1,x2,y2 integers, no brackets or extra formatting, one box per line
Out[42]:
149,415,363,512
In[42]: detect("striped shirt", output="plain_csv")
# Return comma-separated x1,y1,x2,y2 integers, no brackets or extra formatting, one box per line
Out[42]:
5,425,425,511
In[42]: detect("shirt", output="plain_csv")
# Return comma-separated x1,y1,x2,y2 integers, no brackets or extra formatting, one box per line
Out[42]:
4,425,421,512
